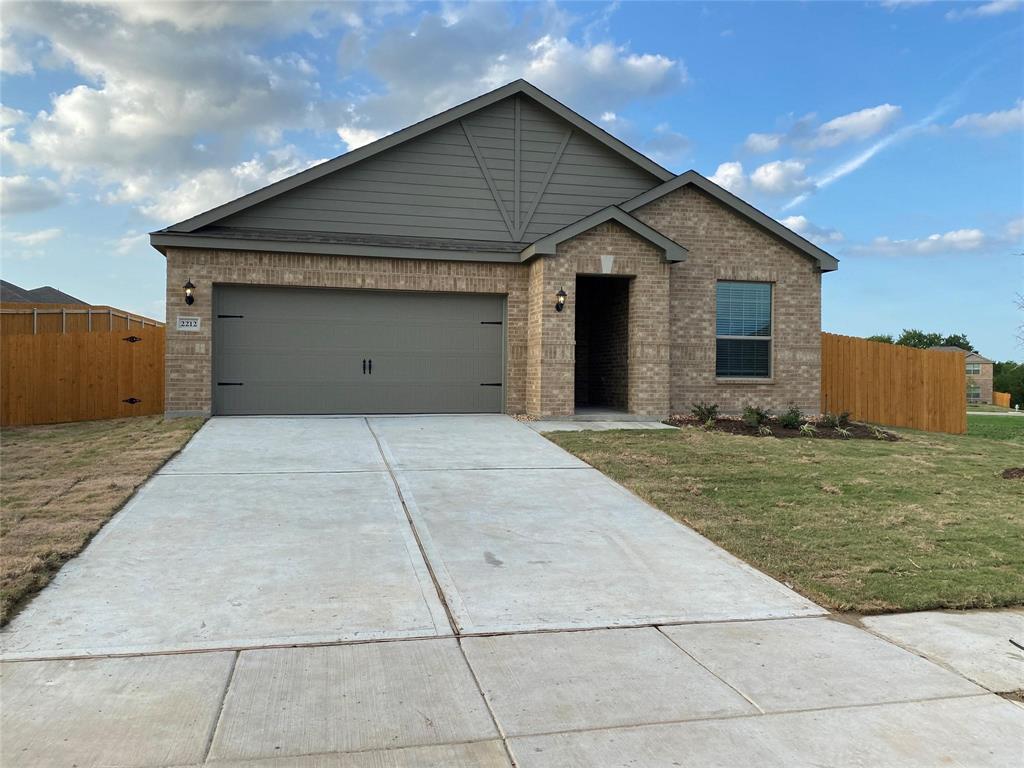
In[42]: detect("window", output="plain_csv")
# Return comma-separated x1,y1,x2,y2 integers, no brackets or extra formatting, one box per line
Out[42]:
716,282,772,378
966,363,981,375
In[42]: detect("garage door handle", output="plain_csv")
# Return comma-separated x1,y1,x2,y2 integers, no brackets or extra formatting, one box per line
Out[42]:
362,359,366,374
368,359,372,375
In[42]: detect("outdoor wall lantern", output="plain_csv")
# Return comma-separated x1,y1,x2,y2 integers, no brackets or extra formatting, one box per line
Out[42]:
555,287,568,312
183,279,195,306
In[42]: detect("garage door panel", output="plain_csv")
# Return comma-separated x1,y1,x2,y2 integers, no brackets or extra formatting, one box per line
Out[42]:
213,286,504,415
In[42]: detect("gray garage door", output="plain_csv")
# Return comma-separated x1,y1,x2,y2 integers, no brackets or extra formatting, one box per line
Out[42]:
213,286,504,415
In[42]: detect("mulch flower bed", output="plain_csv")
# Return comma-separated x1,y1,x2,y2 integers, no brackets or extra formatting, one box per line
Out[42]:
666,415,900,441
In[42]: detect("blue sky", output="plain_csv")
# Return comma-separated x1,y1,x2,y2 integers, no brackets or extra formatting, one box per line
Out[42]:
2,1,1022,358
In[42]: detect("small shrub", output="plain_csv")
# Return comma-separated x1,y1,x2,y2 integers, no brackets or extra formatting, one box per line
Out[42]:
871,425,889,440
691,402,719,422
757,424,773,437
820,411,851,429
779,406,804,429
799,422,817,437
702,417,716,431
742,405,771,428
834,426,852,439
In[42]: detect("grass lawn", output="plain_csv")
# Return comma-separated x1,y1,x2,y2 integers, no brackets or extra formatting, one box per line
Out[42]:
0,416,203,625
547,425,1024,614
967,404,1015,413
967,413,1024,442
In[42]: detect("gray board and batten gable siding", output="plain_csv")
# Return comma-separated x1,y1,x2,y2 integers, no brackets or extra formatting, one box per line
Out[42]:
214,95,662,246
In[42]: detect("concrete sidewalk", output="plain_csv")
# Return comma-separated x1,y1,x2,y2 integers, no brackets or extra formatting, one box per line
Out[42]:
2,416,1020,765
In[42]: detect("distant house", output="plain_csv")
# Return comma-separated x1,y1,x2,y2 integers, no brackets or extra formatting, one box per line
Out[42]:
0,280,89,305
930,346,994,404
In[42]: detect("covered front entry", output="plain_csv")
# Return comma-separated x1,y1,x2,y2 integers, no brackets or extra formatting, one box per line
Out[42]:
574,275,631,412
212,286,504,415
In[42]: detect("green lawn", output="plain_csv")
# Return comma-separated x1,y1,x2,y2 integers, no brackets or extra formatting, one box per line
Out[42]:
547,425,1024,614
967,413,1024,442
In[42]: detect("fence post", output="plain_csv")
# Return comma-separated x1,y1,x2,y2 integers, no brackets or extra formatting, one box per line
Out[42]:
32,308,37,334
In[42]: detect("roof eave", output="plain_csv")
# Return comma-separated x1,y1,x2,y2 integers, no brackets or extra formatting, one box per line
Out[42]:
149,232,522,263
520,205,687,263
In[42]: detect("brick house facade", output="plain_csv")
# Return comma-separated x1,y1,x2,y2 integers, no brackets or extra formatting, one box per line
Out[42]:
153,81,837,419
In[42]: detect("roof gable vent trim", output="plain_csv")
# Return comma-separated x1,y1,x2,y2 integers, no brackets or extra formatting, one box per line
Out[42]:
520,206,688,263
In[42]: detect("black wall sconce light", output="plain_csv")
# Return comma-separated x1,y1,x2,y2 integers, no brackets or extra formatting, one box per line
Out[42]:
555,287,568,312
183,279,195,306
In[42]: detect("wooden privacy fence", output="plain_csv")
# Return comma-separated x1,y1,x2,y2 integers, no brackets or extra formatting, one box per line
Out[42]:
0,303,160,335
1,313,165,426
821,332,966,434
994,391,1012,408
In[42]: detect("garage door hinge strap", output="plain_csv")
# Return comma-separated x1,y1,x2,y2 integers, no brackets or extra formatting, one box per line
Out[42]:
217,382,244,386
480,321,503,325
217,314,244,318
480,382,503,387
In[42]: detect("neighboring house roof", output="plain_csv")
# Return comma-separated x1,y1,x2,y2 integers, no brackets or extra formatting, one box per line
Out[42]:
520,206,687,263
620,170,840,272
0,280,88,305
929,346,993,364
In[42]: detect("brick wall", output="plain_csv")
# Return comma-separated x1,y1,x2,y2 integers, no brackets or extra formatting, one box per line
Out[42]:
969,362,993,404
545,221,671,417
165,187,825,419
164,248,528,416
633,186,823,415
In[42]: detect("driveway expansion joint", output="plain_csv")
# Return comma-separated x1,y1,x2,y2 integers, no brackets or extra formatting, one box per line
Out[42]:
364,417,461,638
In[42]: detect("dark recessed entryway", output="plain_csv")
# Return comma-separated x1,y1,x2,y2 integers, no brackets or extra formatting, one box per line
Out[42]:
574,275,630,412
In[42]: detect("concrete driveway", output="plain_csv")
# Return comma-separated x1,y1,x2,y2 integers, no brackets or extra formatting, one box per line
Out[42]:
2,415,1020,766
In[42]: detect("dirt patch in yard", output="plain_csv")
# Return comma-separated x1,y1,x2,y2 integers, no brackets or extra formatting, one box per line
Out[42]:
666,416,899,441
0,416,203,625
1002,468,1024,480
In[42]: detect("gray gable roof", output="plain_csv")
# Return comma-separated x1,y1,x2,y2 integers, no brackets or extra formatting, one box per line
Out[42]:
1,280,88,304
159,80,673,236
621,170,840,272
521,206,687,263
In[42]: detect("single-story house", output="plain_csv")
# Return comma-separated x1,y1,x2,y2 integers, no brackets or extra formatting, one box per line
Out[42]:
151,80,838,419
930,346,994,404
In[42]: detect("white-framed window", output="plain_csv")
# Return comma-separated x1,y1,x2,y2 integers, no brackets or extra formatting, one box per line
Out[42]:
966,362,981,375
967,383,981,403
716,281,772,378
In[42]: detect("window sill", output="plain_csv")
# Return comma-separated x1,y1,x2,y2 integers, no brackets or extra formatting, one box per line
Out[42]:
716,377,775,385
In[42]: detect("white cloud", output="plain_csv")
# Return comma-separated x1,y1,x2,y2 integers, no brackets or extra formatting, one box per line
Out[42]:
743,132,782,153
858,228,989,255
114,231,149,256
946,1,1021,20
951,99,1024,135
644,123,690,165
779,215,844,245
137,146,322,222
0,32,33,75
750,159,814,195
1007,216,1024,240
7,227,63,246
807,104,901,149
0,175,64,215
336,126,386,151
1,2,344,221
0,105,26,129
709,161,747,194
334,4,686,144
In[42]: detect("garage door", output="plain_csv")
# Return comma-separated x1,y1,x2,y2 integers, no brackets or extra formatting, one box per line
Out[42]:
212,286,504,415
